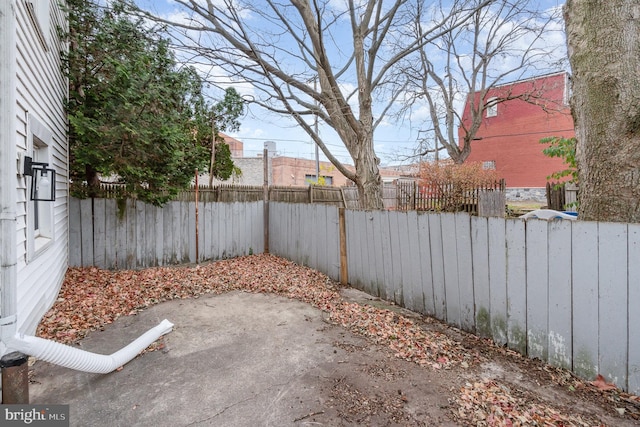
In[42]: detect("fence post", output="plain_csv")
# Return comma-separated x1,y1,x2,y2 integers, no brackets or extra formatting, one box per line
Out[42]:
339,207,348,286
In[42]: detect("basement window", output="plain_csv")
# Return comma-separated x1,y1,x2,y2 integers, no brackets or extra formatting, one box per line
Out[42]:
482,160,496,170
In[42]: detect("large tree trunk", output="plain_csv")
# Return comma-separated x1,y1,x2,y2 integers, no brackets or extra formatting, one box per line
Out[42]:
353,144,384,210
565,0,640,222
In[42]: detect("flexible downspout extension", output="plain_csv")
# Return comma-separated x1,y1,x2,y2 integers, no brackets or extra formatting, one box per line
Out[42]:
4,320,174,374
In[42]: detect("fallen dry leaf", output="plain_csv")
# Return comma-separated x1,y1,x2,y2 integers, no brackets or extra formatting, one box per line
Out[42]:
591,374,618,392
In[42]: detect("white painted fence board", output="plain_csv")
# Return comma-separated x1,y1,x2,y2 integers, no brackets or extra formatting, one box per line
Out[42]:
526,219,549,361
547,220,572,369
441,213,460,327
416,212,433,316
471,216,491,337
405,211,424,313
488,217,507,345
506,219,527,354
428,213,446,320
628,224,640,395
598,222,628,388
456,213,475,332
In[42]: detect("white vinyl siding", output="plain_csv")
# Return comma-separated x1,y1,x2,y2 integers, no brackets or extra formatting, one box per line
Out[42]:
14,0,68,335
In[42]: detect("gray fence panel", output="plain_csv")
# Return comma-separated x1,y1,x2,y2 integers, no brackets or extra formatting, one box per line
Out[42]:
598,222,628,388
326,205,340,281
428,213,446,320
202,202,213,260
104,199,116,269
526,219,549,361
405,211,424,314
547,220,572,369
345,209,361,289
381,212,397,303
80,198,94,268
571,221,600,380
417,212,434,316
68,198,81,267
388,212,403,304
93,198,106,269
359,210,373,293
506,219,527,354
441,213,460,327
316,204,328,273
369,211,385,298
135,202,146,268
162,202,178,265
488,217,507,345
144,204,155,267
456,213,475,332
471,216,491,337
269,202,281,257
629,224,640,394
126,200,137,269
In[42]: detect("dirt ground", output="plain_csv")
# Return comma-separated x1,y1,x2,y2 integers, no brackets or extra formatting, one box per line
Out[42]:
332,289,640,426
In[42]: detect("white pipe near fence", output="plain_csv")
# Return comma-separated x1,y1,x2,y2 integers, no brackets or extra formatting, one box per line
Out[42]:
69,199,640,395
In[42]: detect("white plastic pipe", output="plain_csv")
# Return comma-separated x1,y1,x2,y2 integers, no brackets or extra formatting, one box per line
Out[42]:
4,319,173,374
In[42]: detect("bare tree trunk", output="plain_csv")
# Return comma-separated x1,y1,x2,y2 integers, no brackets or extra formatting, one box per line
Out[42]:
565,0,640,222
353,141,384,210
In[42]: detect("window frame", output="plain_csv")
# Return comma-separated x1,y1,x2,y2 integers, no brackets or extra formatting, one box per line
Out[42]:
26,113,55,260
485,97,498,118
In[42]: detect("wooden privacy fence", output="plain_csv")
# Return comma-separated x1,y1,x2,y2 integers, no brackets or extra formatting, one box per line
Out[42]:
69,198,264,269
86,183,359,207
269,203,640,396
69,199,639,395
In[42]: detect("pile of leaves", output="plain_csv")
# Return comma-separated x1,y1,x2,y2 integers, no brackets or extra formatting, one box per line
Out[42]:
451,379,603,426
37,254,465,369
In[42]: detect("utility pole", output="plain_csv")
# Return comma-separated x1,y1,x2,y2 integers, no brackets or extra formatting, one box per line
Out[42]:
313,78,320,184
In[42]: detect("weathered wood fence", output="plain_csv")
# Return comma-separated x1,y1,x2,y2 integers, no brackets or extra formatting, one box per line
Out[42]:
69,199,640,395
396,179,505,213
69,198,264,269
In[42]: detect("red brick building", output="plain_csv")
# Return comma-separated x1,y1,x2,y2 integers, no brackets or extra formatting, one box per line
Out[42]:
460,72,574,199
218,134,401,186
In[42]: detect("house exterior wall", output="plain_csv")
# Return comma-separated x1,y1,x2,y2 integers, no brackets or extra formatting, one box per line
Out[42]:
12,0,68,335
460,72,575,191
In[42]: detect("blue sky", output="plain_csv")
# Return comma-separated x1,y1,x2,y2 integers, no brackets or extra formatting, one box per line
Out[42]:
136,0,568,166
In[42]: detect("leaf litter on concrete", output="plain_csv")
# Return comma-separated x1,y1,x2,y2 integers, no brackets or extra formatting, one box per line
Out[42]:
36,254,639,426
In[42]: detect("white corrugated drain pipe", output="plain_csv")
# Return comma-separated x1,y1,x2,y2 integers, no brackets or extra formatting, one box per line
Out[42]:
3,320,174,374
